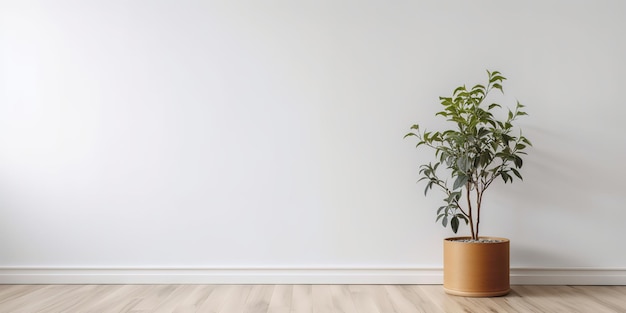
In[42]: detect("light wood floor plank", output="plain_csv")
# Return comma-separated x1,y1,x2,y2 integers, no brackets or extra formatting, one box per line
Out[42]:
267,285,292,313
0,284,46,305
290,285,312,313
329,285,358,313
404,285,447,313
153,285,202,313
41,285,112,312
195,285,232,313
0,285,63,313
172,285,217,312
130,285,178,311
0,284,624,312
347,285,382,313
571,285,626,312
423,284,517,313
354,285,399,313
219,284,252,313
82,285,145,313
311,285,334,313
492,288,544,313
514,285,621,313
244,285,274,313
384,285,434,313
11,285,90,313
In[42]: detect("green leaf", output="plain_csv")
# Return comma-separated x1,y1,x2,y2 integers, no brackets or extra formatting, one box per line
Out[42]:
502,134,512,144
456,158,467,172
444,192,458,204
453,174,468,190
490,75,505,83
477,127,489,138
501,172,511,183
456,214,469,224
488,103,501,110
424,182,433,196
453,86,466,96
451,217,459,233
442,216,448,228
436,213,445,222
511,168,523,180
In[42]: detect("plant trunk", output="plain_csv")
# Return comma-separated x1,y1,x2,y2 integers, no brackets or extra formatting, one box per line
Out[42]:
475,189,482,239
466,183,476,240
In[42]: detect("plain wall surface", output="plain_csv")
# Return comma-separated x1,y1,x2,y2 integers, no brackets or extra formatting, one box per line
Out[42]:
1,0,625,270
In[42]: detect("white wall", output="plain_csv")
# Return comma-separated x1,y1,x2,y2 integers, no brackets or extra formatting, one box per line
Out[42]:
1,0,625,283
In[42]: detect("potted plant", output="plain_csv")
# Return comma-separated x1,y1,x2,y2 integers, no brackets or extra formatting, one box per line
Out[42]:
404,70,531,297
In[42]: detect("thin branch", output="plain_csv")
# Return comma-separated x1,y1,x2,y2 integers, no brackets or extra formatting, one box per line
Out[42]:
433,180,470,219
475,187,482,238
466,181,475,240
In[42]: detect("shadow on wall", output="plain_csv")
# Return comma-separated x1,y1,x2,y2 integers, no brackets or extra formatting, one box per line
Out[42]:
495,124,625,266
499,124,621,213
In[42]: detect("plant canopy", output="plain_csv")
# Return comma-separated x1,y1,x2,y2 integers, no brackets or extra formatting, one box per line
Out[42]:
404,70,531,240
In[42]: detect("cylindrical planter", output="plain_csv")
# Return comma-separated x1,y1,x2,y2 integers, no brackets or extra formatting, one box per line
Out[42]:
443,236,510,297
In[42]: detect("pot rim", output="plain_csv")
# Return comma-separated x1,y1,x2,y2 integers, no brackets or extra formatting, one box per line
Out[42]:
444,236,509,244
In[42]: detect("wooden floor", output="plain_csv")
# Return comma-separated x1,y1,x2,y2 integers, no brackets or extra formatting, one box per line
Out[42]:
0,284,624,313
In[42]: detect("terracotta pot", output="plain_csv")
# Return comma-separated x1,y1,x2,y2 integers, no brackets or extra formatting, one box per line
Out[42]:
443,236,510,297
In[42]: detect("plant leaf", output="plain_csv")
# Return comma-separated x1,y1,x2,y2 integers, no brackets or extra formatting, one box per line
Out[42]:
451,216,459,233
453,174,468,190
511,168,523,180
456,214,469,224
436,213,445,222
501,172,511,183
424,182,433,196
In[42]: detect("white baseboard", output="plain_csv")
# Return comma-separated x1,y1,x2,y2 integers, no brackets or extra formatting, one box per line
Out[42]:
0,267,441,285
0,267,624,285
